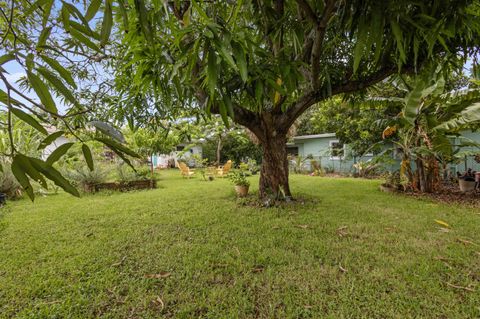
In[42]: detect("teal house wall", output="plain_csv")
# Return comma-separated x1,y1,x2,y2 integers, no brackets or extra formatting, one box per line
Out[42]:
290,131,480,174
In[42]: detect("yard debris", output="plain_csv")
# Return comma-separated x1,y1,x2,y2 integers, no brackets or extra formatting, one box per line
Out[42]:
252,265,264,273
445,282,475,292
336,226,348,237
457,238,476,246
434,256,452,269
339,265,347,273
111,256,127,267
435,219,450,228
438,228,450,233
295,224,310,229
152,296,165,311
144,272,171,279
304,305,313,309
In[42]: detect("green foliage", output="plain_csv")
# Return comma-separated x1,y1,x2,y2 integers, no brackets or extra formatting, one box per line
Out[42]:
66,164,108,187
229,170,250,187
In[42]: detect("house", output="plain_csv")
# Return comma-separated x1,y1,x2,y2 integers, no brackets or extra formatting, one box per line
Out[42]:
289,131,480,174
151,143,203,168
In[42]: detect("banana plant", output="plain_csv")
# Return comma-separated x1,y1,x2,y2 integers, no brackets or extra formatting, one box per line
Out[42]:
379,68,480,192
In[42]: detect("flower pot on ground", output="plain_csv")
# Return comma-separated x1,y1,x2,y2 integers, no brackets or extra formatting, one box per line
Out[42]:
459,179,476,192
234,185,249,197
229,171,250,197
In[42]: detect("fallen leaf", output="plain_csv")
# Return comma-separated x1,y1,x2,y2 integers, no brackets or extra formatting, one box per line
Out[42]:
457,238,475,245
153,296,165,310
339,265,347,273
304,305,313,309
252,265,264,273
295,224,309,229
336,226,348,237
111,256,127,267
438,228,450,233
144,272,171,279
435,219,450,228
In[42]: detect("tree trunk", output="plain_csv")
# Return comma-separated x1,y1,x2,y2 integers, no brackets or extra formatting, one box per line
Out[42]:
258,134,291,199
216,135,222,165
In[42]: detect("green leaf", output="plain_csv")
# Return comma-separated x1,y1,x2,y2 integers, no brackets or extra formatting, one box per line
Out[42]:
62,1,91,30
10,107,47,135
232,42,247,82
69,28,101,52
101,0,113,46
117,0,130,32
223,93,234,118
15,154,47,189
69,20,101,40
95,137,140,158
207,47,218,96
40,55,76,89
46,142,74,165
82,144,94,171
0,53,15,66
42,0,54,27
134,0,152,42
11,156,35,201
85,0,102,21
37,26,52,48
36,67,78,106
218,99,230,128
24,0,50,17
29,157,80,197
26,70,57,114
38,131,65,150
390,20,406,64
88,121,125,143
61,5,71,29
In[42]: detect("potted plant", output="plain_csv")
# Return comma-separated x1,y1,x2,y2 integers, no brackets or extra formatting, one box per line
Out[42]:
229,171,250,197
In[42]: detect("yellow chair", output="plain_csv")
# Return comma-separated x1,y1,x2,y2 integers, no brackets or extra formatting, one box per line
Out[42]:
178,162,195,178
217,160,232,178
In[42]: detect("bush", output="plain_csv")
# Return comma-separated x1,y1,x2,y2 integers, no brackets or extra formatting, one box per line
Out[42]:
67,165,108,187
116,164,151,182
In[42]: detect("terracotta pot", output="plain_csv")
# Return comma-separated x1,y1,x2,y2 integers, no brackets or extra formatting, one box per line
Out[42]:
234,185,249,197
459,179,476,192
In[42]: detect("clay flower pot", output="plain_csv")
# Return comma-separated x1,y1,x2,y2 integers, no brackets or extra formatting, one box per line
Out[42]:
234,185,249,197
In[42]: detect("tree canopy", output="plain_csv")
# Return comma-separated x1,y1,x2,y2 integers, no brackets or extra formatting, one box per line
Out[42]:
1,0,480,199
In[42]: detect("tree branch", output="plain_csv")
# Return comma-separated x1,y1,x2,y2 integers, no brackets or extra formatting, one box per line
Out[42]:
311,0,336,89
281,65,398,129
296,0,318,24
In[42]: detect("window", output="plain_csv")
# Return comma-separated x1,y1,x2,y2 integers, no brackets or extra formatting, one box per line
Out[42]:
286,146,299,156
329,140,344,160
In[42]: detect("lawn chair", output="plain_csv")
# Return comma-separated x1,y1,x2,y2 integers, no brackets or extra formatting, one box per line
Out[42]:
178,162,195,178
217,160,232,178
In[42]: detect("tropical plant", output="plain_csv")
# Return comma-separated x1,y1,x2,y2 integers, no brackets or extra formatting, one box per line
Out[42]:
2,0,480,200
229,171,250,187
379,68,480,192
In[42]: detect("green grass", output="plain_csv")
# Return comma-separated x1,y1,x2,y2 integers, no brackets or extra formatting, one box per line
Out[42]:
0,170,479,318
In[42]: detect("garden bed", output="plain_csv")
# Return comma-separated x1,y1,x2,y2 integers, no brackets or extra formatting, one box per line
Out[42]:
400,184,479,208
84,179,157,193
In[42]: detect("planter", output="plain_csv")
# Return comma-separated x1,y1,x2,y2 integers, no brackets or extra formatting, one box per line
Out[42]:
459,179,476,192
234,185,249,197
84,179,157,193
379,184,398,193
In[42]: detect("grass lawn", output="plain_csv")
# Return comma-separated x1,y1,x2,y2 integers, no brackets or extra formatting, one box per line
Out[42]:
0,170,479,318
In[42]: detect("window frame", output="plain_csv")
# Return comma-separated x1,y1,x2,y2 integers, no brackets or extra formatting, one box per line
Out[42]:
329,140,345,160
